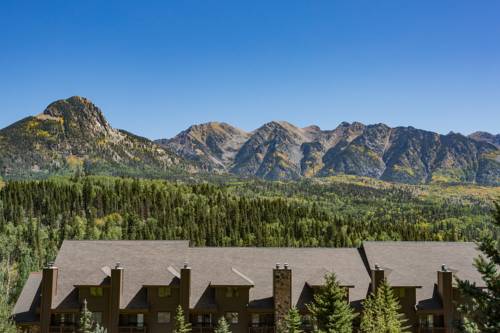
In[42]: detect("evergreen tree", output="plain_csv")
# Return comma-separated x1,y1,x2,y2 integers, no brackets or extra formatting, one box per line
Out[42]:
283,307,303,333
214,316,231,333
456,203,500,333
79,299,94,333
360,279,408,333
307,273,356,333
173,305,192,333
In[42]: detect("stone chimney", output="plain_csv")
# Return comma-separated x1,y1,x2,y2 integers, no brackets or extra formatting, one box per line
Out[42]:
180,262,191,319
437,264,453,331
109,262,124,333
273,263,292,329
40,262,58,333
370,263,385,293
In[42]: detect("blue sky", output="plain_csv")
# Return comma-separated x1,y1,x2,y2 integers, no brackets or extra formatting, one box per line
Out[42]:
1,1,499,138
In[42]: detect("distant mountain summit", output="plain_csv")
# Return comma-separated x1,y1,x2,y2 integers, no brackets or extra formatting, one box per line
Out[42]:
160,120,500,185
0,96,185,178
1,96,499,185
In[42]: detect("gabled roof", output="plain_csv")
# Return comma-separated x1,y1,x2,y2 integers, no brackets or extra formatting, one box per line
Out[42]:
362,241,485,310
48,241,370,310
12,272,42,323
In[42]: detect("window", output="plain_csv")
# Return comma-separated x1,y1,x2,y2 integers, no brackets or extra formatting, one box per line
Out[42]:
225,312,239,324
251,314,260,326
92,312,102,324
120,314,145,327
137,314,144,328
90,287,103,297
225,287,239,298
52,313,76,325
192,313,212,327
158,286,172,298
396,288,406,298
419,314,434,328
158,312,171,324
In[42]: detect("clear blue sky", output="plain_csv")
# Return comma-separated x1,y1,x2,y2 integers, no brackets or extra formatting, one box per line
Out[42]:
1,0,499,139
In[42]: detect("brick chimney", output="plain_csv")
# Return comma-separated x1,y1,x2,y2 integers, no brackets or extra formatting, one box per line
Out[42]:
273,263,292,330
180,262,191,319
40,262,58,333
109,262,124,333
370,263,385,293
437,264,453,332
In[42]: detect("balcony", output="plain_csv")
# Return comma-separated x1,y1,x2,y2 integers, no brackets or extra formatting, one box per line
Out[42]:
248,326,275,333
118,326,147,333
191,325,215,333
49,326,77,333
417,327,446,333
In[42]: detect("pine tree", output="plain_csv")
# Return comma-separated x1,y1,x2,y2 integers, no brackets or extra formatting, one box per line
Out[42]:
307,273,356,333
283,307,303,333
456,203,500,333
79,299,94,333
214,316,231,333
360,279,408,333
173,305,192,333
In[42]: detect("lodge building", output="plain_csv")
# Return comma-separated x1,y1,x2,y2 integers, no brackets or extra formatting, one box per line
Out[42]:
13,241,484,333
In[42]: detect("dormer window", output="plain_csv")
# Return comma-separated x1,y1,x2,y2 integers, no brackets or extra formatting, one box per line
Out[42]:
225,287,239,298
158,286,171,298
90,287,103,297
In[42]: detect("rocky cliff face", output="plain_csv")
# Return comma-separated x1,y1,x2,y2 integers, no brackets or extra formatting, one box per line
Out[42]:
1,97,498,184
162,121,500,185
0,96,186,178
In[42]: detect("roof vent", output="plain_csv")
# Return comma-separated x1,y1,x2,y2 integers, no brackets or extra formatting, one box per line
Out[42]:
183,262,189,269
284,263,289,270
276,263,281,269
47,261,55,269
374,263,381,271
441,264,448,272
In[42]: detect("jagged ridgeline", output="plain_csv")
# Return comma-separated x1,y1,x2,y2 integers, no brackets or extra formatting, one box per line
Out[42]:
159,121,500,185
0,96,499,184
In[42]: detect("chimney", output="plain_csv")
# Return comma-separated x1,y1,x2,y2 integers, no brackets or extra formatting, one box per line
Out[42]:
370,263,385,293
40,262,58,333
437,264,453,331
180,262,191,319
109,262,124,333
273,263,292,330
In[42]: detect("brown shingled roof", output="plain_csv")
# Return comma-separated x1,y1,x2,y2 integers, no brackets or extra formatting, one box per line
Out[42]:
362,241,485,310
12,272,42,323
51,241,370,310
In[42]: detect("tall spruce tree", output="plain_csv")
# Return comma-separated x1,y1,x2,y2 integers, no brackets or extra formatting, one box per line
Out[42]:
173,305,192,333
283,307,303,333
307,273,356,333
360,279,408,333
79,299,94,333
214,316,231,333
456,203,500,333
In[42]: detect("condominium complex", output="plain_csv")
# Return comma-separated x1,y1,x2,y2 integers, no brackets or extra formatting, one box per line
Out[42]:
13,241,484,333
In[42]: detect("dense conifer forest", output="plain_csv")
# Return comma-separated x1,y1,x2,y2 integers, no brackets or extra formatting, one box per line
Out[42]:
0,175,498,327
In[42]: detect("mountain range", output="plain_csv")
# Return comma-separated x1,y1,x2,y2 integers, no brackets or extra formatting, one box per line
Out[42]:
1,96,499,185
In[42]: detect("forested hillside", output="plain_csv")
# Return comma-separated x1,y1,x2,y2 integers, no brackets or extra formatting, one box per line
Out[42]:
0,175,498,327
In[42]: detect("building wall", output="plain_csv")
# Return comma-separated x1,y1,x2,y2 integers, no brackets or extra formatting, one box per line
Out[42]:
147,286,180,332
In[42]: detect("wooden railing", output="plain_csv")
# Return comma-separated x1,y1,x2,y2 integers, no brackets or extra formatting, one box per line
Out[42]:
191,326,215,333
118,327,147,333
417,327,446,333
248,326,275,333
49,326,77,333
